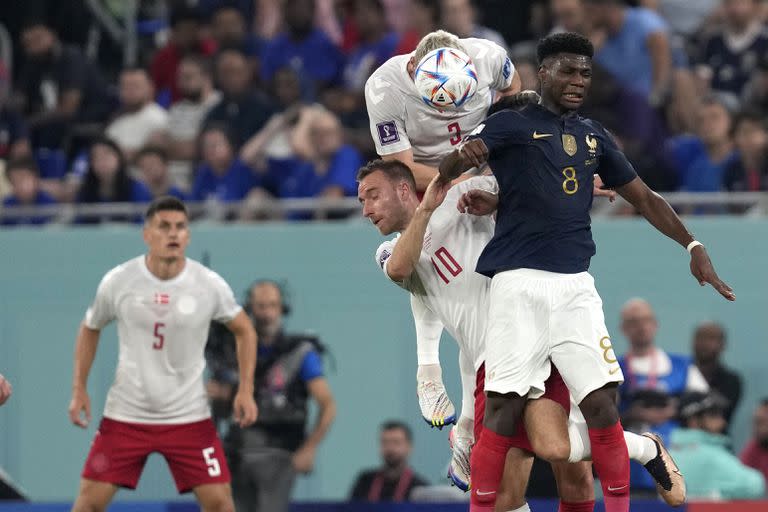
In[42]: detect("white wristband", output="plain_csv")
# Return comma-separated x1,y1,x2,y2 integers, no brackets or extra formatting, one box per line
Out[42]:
686,240,703,253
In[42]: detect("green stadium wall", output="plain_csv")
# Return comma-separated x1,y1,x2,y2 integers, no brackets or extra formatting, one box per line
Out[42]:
0,218,765,502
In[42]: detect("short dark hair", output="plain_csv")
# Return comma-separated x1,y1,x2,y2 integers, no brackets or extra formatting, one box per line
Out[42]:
381,420,412,442
136,146,169,164
6,157,39,177
537,32,594,66
356,159,417,193
145,196,188,220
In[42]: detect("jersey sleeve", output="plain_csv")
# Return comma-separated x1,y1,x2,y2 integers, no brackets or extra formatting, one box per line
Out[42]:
467,38,515,92
299,349,324,382
452,175,499,197
410,295,444,366
83,269,119,330
374,236,400,281
365,74,411,156
468,109,528,155
596,126,638,188
207,270,243,324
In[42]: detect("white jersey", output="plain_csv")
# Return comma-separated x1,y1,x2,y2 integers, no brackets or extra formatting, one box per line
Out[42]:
365,38,514,167
84,256,242,424
375,176,497,369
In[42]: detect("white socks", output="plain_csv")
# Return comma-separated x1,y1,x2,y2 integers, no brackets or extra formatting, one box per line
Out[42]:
567,421,659,465
625,431,659,465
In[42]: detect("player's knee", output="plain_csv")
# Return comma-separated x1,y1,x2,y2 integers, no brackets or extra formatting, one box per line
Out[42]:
531,435,570,462
202,497,234,512
579,386,619,427
72,499,108,512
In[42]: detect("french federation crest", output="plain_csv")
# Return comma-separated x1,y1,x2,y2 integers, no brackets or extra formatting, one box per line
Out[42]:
586,134,598,155
562,134,577,156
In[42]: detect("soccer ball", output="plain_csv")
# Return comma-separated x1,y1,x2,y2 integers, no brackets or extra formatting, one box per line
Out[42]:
414,47,478,109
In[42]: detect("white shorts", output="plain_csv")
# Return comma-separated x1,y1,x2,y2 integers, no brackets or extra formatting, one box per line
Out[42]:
484,268,624,404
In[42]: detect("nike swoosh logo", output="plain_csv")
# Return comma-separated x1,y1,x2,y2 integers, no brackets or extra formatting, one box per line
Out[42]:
608,485,628,492
609,367,621,375
532,131,553,139
476,490,496,496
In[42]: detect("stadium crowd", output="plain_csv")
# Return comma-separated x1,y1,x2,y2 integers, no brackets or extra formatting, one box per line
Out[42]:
0,0,767,225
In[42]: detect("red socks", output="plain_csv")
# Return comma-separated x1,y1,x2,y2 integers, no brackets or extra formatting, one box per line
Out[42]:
559,500,595,512
588,421,630,512
470,428,516,512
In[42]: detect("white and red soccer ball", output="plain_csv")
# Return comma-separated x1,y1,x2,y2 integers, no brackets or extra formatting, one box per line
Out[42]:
414,47,478,109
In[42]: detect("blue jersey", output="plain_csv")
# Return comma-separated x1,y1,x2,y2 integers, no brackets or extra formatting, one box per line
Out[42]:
471,104,637,276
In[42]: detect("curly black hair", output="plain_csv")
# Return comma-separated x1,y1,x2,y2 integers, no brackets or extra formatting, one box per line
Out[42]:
537,32,594,66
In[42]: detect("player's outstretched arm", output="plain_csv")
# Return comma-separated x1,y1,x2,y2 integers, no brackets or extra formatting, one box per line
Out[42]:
69,324,100,428
0,373,11,406
616,177,735,301
386,175,452,282
227,311,259,427
439,140,489,181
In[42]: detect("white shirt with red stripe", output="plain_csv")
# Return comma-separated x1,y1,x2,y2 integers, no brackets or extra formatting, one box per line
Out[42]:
375,176,498,370
84,256,241,424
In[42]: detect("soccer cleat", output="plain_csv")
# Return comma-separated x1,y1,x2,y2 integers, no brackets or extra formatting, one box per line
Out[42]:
642,432,687,507
447,426,472,492
417,380,456,429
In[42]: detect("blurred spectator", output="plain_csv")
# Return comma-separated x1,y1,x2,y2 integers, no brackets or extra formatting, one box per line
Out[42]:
77,138,152,223
692,321,742,426
514,58,539,91
278,106,362,200
240,70,306,173
134,146,187,200
724,110,768,191
191,125,260,203
160,56,221,183
0,72,30,160
15,21,112,150
549,0,588,34
666,97,736,191
617,298,709,492
150,6,216,105
639,0,721,38
743,54,768,114
210,4,263,59
260,0,345,99
105,68,168,161
349,420,429,501
740,399,768,484
203,48,274,146
697,0,768,102
670,392,765,500
395,0,439,54
1,157,56,226
208,280,336,512
342,0,400,94
584,0,672,107
440,0,507,49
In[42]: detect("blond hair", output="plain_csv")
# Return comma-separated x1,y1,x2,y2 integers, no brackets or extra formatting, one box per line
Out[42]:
413,30,466,65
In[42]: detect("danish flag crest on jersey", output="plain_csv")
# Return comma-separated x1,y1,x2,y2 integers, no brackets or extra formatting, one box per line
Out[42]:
154,293,170,305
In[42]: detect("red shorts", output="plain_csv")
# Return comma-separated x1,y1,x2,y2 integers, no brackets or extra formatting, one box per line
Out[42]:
82,417,230,493
474,363,570,451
